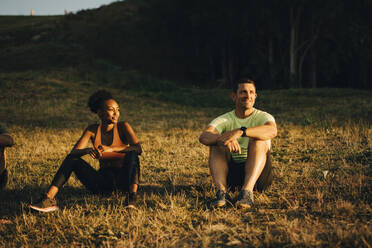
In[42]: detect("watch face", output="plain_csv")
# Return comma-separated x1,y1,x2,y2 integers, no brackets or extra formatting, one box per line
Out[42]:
241,127,247,136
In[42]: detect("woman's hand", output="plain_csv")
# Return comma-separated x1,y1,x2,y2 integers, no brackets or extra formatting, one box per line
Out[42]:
89,147,102,159
97,145,114,153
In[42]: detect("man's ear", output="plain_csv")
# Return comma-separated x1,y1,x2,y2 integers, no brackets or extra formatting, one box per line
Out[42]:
230,92,236,102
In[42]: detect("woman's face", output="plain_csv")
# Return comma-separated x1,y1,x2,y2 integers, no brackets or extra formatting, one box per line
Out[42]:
98,99,120,124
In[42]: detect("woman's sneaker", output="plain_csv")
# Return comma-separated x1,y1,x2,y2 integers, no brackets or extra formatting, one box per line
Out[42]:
124,192,138,209
235,190,254,209
29,195,59,213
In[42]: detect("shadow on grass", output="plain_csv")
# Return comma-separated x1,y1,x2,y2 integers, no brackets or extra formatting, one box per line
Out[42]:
0,183,213,218
0,185,94,218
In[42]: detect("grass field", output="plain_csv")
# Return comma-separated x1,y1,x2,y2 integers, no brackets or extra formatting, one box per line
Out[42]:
0,68,371,247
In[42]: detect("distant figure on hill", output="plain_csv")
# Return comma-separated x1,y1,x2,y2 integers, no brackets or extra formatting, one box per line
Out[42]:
199,78,277,208
29,90,142,212
0,124,14,190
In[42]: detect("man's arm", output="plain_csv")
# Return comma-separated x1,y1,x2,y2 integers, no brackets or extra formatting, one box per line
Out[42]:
199,126,220,146
219,121,277,144
199,126,242,153
0,134,14,147
244,121,277,140
200,120,277,145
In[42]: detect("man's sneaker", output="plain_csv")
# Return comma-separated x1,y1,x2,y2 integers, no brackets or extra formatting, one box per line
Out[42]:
29,196,59,213
211,190,230,208
124,192,138,209
235,190,254,209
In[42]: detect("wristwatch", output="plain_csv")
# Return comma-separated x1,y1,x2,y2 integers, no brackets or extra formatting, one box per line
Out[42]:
240,126,247,137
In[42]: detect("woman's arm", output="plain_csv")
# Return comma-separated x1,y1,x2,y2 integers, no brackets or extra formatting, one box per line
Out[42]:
68,126,98,158
121,122,142,154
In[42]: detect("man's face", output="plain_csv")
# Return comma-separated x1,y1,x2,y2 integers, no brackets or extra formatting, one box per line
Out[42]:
232,83,257,110
98,99,120,124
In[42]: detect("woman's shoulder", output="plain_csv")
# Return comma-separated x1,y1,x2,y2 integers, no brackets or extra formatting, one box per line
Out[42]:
118,121,131,129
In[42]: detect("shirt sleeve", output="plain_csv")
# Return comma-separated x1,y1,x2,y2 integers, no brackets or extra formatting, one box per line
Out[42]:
257,112,275,126
209,115,229,134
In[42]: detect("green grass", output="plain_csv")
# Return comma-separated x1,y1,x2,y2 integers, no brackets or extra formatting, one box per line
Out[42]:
0,16,61,33
0,68,371,247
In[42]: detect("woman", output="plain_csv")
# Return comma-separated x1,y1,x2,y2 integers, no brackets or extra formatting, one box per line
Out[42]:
29,90,142,212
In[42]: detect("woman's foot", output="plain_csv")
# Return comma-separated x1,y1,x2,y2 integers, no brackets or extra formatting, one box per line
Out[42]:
124,192,138,209
29,195,59,213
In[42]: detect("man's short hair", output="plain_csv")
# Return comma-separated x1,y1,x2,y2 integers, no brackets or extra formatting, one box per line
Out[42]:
232,78,256,92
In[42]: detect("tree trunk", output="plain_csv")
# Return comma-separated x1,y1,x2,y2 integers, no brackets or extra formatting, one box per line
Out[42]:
221,46,228,87
268,36,274,89
311,49,317,88
208,46,216,83
289,6,298,88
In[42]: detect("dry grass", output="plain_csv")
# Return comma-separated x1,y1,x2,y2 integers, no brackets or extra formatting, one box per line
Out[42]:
0,69,371,247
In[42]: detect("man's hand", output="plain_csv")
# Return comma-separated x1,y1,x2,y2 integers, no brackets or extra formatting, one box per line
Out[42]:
225,139,242,154
217,129,243,146
216,129,243,154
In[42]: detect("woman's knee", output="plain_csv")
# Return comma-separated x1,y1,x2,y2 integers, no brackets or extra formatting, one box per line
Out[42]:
125,151,139,164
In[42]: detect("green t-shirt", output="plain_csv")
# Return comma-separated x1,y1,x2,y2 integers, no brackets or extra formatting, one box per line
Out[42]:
209,108,275,163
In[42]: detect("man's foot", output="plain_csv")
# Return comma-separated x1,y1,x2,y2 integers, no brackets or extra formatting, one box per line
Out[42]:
211,190,230,208
29,195,59,213
235,190,254,209
124,192,138,209
0,169,8,190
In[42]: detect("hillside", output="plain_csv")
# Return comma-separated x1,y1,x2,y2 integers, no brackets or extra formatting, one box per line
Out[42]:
1,0,371,88
0,9,371,247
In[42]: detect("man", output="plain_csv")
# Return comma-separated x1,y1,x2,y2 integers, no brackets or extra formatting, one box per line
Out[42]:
199,78,277,208
0,124,14,189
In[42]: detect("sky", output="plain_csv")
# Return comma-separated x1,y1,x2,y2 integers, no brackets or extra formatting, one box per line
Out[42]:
0,0,119,16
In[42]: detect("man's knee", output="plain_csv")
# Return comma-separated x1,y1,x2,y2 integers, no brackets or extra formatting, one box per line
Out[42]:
209,145,230,161
248,139,270,154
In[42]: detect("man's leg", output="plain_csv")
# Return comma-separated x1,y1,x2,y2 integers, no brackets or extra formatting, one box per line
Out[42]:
209,145,231,207
255,152,273,192
242,139,270,191
236,139,270,208
209,145,230,192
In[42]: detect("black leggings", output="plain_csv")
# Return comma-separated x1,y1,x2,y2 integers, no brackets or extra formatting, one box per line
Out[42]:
51,151,140,193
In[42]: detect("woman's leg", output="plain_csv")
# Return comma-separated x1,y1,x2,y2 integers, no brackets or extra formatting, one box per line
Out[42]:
118,151,140,193
47,156,113,198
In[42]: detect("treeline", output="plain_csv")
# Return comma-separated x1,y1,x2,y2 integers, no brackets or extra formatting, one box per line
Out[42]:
8,0,372,89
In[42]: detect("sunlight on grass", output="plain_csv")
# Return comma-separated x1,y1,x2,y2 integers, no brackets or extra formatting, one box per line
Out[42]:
0,69,371,247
